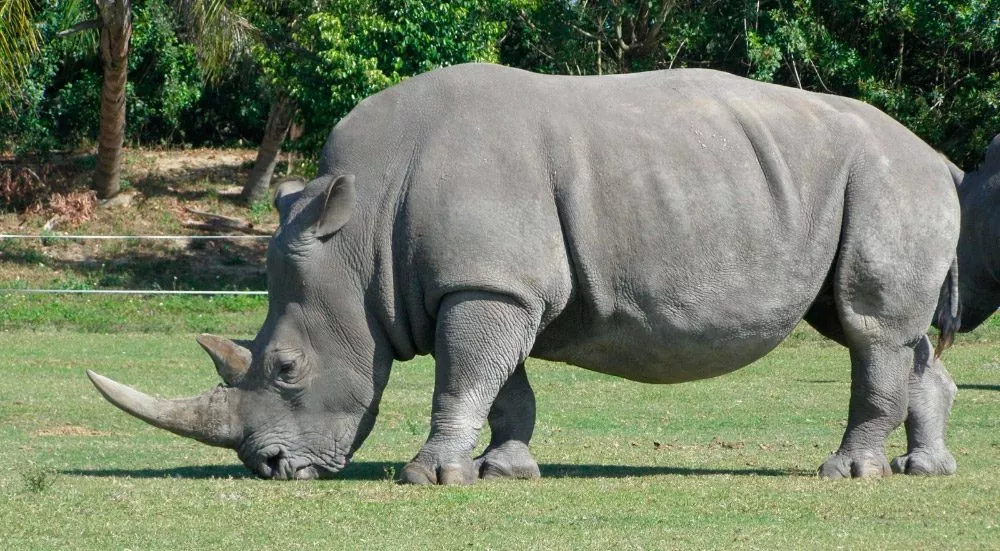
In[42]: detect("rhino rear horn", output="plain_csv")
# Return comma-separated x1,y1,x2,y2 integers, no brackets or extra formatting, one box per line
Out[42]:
274,176,306,223
197,334,252,385
86,370,241,448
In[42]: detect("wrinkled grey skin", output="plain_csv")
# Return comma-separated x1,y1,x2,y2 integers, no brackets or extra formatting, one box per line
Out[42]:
89,64,962,483
940,135,1000,331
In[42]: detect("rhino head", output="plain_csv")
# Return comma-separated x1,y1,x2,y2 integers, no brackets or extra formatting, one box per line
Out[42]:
88,174,395,479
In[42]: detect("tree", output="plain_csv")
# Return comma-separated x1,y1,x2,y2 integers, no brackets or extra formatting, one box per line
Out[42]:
0,0,42,112
505,0,1000,167
3,0,252,199
504,0,689,75
92,0,132,199
238,0,511,203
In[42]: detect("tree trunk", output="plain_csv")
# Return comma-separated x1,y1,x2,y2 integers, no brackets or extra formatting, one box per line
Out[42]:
93,0,132,200
242,95,295,203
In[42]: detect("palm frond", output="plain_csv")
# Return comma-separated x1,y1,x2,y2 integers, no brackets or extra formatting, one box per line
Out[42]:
0,0,42,111
172,0,259,82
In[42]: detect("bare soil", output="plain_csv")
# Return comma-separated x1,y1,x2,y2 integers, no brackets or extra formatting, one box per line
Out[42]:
0,148,281,291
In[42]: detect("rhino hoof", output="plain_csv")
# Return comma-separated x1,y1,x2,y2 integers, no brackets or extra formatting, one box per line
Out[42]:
818,451,891,479
890,449,957,476
474,442,541,480
399,458,476,485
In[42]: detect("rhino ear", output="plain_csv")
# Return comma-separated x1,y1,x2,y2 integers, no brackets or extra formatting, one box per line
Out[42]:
273,177,306,222
313,174,356,238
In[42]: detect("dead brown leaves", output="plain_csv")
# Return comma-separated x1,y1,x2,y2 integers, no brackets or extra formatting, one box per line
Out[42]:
0,164,46,211
44,190,97,226
1,160,97,227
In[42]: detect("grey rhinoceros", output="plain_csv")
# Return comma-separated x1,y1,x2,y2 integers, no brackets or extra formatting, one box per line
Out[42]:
942,134,1000,331
87,63,962,484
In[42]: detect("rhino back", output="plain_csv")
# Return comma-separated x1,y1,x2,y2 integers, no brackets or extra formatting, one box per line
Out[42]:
319,64,948,381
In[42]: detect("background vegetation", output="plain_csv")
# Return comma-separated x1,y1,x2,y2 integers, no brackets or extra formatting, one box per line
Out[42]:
2,3,999,547
2,0,998,173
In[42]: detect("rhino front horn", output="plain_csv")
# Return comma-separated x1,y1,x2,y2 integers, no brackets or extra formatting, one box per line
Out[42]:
86,370,241,448
197,334,252,385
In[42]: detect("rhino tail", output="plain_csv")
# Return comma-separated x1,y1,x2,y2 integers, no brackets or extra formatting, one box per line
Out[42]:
934,256,960,359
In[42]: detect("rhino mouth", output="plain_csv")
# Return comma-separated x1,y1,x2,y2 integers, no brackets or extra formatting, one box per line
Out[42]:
242,444,348,480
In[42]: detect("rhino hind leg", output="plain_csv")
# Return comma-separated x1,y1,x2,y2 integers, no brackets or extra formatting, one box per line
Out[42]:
891,336,957,475
819,172,961,478
818,339,911,479
474,363,541,480
400,292,541,485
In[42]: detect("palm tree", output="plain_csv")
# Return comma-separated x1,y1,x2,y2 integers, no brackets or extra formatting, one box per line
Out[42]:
92,0,132,199
0,0,41,113
241,92,295,203
2,0,253,199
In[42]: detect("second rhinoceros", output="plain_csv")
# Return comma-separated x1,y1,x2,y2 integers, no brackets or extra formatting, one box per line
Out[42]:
88,64,961,483
941,134,1000,331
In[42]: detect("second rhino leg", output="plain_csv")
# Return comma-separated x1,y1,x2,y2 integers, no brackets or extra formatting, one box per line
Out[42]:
892,335,958,475
474,363,541,480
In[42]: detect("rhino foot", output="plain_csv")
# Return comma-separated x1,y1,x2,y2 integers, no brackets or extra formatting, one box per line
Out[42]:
399,456,477,485
818,450,892,479
890,448,956,476
474,441,540,480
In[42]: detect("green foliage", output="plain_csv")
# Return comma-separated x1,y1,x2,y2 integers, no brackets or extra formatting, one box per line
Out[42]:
0,0,41,112
247,198,272,223
0,0,209,153
127,1,205,143
505,0,1000,168
2,0,997,167
251,0,509,151
741,0,1000,167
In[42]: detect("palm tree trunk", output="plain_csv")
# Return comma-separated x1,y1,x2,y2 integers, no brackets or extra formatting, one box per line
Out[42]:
242,95,295,203
93,0,132,200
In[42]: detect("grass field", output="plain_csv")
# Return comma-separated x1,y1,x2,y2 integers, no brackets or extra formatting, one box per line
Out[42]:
1,296,999,549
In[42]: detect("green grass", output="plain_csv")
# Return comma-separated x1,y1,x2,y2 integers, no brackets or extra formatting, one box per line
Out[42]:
1,324,999,549
0,293,266,333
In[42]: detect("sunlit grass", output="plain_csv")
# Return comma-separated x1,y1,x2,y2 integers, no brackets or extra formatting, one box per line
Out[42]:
1,324,998,549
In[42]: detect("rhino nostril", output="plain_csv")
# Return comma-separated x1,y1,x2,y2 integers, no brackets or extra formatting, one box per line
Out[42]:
258,447,288,478
265,452,283,475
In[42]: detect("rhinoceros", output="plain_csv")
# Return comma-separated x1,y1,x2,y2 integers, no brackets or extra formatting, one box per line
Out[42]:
87,63,962,484
943,134,1000,330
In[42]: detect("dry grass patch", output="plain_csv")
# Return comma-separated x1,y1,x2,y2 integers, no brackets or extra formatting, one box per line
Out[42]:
33,426,111,437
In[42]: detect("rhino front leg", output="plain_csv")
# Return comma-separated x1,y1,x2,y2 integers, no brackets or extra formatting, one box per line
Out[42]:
891,336,958,475
400,292,540,485
474,363,541,480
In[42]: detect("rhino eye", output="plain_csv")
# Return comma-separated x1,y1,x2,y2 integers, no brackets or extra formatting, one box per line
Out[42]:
273,352,307,387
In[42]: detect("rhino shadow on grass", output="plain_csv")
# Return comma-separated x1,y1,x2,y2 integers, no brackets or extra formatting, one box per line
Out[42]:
956,384,1000,392
62,462,804,480
63,463,410,481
